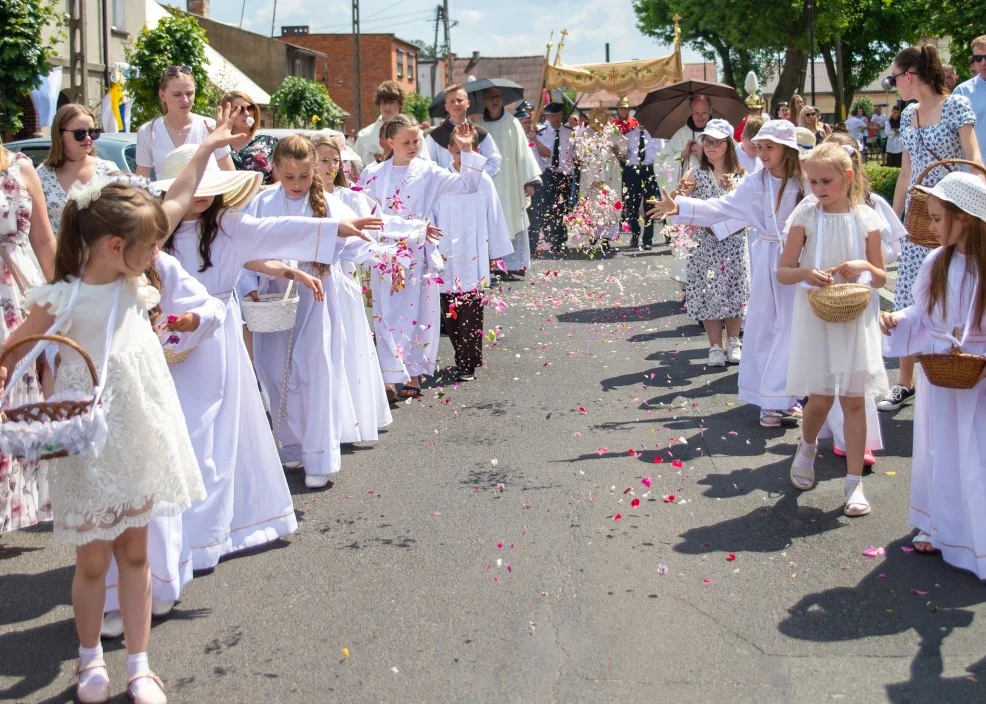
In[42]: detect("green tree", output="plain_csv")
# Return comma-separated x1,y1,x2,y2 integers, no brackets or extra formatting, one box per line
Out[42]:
0,0,61,135
850,96,873,117
402,91,431,124
269,76,346,129
125,13,220,128
918,4,978,78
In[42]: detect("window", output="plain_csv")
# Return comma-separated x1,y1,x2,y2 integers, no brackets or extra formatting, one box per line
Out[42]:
396,50,404,78
112,0,126,29
407,53,414,82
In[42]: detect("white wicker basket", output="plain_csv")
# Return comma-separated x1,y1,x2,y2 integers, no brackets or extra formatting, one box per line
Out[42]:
240,281,300,333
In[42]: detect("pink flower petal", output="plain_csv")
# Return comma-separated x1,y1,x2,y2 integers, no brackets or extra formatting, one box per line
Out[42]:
612,513,623,521
641,477,652,487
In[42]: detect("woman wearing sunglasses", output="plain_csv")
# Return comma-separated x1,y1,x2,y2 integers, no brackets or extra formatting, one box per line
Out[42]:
878,43,984,413
135,65,235,178
221,90,278,185
37,104,117,234
798,105,830,145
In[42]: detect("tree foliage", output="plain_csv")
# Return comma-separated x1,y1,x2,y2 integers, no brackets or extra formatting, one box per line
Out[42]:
269,76,346,129
402,91,431,124
124,13,220,128
0,0,61,135
919,4,979,78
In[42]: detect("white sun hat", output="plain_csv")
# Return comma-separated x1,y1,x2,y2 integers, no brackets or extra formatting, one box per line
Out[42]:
700,119,734,141
151,144,262,210
751,119,799,150
914,171,986,223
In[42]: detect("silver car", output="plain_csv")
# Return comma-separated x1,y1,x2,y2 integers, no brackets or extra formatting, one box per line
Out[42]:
2,133,142,175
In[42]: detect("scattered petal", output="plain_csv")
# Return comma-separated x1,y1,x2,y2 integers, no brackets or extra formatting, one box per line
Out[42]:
630,497,641,508
342,648,350,658
657,564,668,576
861,546,886,558
663,493,676,503
612,513,623,521
911,588,928,596
900,546,915,554
641,477,652,487
671,459,683,469
578,406,587,414
726,553,737,561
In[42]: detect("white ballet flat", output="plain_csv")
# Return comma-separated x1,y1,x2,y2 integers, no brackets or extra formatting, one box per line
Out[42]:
100,610,124,639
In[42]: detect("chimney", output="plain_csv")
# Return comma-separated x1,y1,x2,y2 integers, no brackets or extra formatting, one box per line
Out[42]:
187,0,210,18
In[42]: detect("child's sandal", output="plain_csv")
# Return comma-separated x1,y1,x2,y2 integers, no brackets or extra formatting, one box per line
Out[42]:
912,531,937,553
789,439,817,491
844,483,871,517
126,672,167,704
76,659,110,704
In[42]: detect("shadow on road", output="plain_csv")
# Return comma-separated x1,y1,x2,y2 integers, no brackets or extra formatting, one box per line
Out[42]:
556,299,683,325
778,536,986,702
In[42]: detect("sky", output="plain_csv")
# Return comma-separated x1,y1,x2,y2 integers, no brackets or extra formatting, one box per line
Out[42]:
203,0,706,66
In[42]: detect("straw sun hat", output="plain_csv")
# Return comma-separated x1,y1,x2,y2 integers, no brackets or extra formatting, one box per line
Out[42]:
151,144,261,210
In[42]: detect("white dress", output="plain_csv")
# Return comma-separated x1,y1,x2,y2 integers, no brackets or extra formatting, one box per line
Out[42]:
105,252,225,611
37,159,117,233
357,151,488,382
26,276,205,544
783,199,888,398
135,115,231,176
167,210,348,569
885,249,986,578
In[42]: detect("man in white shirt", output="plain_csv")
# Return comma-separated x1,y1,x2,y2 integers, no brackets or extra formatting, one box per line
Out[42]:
954,34,986,152
532,103,575,253
654,94,712,182
869,105,888,151
354,81,431,165
613,96,661,250
425,84,501,176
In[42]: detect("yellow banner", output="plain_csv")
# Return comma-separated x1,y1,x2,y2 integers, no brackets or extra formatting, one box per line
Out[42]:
545,50,683,94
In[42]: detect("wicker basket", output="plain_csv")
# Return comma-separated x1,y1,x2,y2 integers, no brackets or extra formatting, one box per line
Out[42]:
807,283,872,323
0,334,100,460
162,346,193,365
240,282,299,333
906,159,986,249
919,348,986,389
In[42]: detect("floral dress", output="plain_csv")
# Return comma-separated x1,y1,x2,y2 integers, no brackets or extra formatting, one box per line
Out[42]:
0,154,51,534
894,95,976,312
684,168,751,321
37,158,117,234
231,134,279,186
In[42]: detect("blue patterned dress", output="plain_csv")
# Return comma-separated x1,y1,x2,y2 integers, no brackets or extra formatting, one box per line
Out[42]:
893,94,976,311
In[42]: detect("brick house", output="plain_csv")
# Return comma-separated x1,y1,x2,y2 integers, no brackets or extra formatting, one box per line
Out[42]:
277,28,420,134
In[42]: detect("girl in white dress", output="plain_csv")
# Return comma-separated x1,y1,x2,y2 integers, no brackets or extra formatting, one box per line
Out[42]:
0,114,241,703
135,65,235,179
357,114,487,397
881,172,986,575
649,120,806,427
777,143,889,517
153,143,379,568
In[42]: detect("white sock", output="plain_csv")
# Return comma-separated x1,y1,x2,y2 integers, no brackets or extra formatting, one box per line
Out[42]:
845,474,862,493
127,652,163,697
793,438,817,468
79,644,108,688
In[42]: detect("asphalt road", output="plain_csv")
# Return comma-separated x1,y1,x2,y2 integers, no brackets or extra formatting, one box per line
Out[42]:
2,243,985,704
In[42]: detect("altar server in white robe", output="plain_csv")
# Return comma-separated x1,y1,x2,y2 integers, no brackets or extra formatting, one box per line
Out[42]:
357,114,488,398
479,86,542,274
152,144,381,569
432,129,514,380
650,120,805,427
101,250,225,636
425,84,501,177
882,172,986,576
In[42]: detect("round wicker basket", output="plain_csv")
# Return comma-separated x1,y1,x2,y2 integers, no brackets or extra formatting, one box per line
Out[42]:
240,283,300,333
807,283,872,323
0,334,99,460
163,346,193,365
919,348,986,389
906,159,986,249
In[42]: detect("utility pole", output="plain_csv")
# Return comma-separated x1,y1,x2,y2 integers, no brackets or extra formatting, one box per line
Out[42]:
270,0,277,37
352,0,362,128
442,0,451,83
68,0,90,107
431,4,442,96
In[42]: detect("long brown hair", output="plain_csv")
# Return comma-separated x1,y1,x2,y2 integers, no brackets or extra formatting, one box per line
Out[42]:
220,90,260,139
923,196,986,330
823,131,874,206
894,44,947,95
45,104,97,168
309,132,349,188
271,134,331,277
699,137,744,178
765,146,805,212
164,195,226,273
143,262,164,325
55,181,169,282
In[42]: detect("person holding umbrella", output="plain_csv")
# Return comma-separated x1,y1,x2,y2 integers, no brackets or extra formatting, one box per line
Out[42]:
425,84,501,176
654,94,713,181
480,87,542,275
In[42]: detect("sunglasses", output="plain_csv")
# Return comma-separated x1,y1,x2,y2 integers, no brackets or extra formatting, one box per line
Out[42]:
61,128,101,142
163,64,193,77
974,55,986,64
886,70,914,88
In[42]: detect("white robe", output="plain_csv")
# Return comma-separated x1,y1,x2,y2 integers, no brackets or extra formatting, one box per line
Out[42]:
480,111,542,271
425,122,502,177
432,169,514,294
885,249,986,578
104,251,225,611
674,171,801,411
357,151,488,382
168,210,349,569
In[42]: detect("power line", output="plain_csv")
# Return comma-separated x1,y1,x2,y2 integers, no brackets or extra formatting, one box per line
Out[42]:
361,0,413,21
310,9,433,32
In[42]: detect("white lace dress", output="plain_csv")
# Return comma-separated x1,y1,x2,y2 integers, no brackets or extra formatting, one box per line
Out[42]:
26,275,205,545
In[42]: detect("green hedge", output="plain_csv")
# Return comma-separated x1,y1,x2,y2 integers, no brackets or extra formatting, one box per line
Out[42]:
865,162,900,203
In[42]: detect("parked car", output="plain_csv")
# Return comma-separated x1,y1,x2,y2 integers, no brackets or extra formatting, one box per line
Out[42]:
2,133,141,174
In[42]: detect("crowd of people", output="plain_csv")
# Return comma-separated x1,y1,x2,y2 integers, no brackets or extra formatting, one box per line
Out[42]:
3,33,986,704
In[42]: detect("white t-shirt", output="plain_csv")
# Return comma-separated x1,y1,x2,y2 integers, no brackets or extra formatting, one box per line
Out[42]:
136,114,231,176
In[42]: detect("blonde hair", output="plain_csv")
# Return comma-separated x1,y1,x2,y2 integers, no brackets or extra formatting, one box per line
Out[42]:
270,134,330,277
798,106,818,130
741,115,767,141
804,142,860,206
45,104,97,168
380,114,418,160
0,147,10,173
823,131,874,206
221,90,259,139
309,132,348,188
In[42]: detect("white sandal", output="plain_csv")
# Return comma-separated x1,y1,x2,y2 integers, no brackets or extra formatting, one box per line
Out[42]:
844,483,871,517
76,658,110,704
790,439,816,490
912,531,937,553
127,671,167,704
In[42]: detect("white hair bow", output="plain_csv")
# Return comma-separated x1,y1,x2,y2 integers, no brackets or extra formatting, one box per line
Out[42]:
68,175,112,210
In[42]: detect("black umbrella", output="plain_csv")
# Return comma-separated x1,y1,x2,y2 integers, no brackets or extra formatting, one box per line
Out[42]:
428,78,526,119
634,80,748,139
